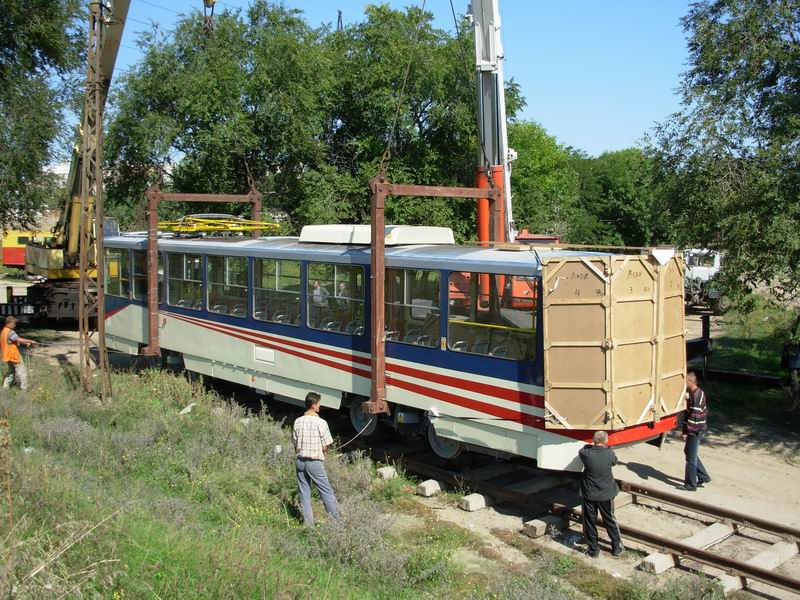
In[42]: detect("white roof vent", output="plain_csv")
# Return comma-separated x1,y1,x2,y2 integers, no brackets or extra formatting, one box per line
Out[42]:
299,224,455,246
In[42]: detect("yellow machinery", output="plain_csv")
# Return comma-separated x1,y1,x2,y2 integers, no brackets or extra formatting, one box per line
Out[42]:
158,215,279,234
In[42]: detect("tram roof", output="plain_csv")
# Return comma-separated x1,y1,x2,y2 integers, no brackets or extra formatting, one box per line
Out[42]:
105,234,612,275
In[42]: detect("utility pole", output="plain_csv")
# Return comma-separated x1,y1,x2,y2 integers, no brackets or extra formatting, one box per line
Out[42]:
78,1,112,400
337,10,343,31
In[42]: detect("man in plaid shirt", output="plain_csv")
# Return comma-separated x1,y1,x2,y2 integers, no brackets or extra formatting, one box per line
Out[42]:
292,392,340,525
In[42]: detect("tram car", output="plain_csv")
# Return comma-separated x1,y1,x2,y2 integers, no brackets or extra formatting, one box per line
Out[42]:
104,225,686,471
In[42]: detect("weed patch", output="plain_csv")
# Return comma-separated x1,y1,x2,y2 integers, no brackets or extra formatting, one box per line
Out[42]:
693,302,794,377
493,528,726,600
0,361,522,598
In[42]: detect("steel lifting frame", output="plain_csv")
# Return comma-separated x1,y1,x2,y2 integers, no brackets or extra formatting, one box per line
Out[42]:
141,184,263,358
364,179,502,415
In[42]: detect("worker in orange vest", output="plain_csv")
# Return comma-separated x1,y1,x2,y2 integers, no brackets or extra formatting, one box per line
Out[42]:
2,316,36,391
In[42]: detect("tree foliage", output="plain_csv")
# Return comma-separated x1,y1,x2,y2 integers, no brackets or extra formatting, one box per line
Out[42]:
106,3,331,225
507,125,661,246
507,121,580,240
647,0,800,304
571,148,661,246
105,2,523,240
0,0,83,230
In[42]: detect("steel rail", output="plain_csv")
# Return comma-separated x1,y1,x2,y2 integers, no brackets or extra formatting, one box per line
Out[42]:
618,480,800,541
606,520,800,594
385,453,800,594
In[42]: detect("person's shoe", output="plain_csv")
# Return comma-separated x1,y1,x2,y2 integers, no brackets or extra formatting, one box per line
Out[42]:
697,478,711,487
584,547,600,558
676,485,696,492
612,545,625,557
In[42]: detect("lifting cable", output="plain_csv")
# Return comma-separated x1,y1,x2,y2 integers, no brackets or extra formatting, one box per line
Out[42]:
202,0,216,33
334,416,376,452
377,0,428,181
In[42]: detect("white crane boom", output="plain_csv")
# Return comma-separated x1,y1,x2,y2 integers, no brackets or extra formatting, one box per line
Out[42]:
467,0,516,242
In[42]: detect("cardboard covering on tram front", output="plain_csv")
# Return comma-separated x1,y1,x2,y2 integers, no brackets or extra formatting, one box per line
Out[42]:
541,252,686,430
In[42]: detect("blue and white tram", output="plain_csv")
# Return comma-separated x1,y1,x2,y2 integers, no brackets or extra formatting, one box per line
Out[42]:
104,225,684,471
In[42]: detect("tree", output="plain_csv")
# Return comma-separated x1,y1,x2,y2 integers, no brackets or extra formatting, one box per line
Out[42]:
647,0,800,305
105,3,524,240
106,2,332,226
571,148,659,246
0,0,83,230
507,121,582,241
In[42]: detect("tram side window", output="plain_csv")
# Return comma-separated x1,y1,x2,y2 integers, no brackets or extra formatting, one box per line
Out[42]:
253,258,301,325
385,268,439,347
307,262,364,334
167,253,203,310
447,271,536,361
207,255,248,318
105,248,130,298
132,251,164,303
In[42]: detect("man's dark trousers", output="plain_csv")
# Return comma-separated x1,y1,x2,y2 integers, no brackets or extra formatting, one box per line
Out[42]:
582,498,622,553
684,430,710,489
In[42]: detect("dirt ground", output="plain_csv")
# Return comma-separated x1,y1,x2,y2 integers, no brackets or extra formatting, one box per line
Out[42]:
21,325,800,598
416,426,800,599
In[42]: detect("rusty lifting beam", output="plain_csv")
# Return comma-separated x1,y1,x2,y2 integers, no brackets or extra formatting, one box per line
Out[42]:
365,178,502,416
141,184,263,359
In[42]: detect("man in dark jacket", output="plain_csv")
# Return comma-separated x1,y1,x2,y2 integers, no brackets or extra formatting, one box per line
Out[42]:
678,371,711,491
579,430,624,558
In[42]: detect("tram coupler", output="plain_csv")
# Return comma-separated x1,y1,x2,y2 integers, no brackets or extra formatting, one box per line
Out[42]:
363,399,391,415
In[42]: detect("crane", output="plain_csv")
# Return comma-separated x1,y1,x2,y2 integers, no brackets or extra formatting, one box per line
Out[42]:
467,0,517,243
24,1,216,399
22,0,132,398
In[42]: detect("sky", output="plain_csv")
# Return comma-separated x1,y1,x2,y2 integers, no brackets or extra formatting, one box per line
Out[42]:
115,0,692,157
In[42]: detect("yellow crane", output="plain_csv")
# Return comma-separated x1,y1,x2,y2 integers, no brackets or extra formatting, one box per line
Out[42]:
21,1,224,398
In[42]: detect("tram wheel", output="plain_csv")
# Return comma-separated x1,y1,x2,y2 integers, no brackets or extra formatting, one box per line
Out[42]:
426,423,463,460
349,401,380,437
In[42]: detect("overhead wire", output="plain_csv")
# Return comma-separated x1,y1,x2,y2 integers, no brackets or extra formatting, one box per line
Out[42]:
137,0,181,14
127,16,157,26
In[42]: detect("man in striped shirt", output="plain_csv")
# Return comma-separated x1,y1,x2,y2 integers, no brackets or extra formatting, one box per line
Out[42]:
678,372,711,491
292,392,340,526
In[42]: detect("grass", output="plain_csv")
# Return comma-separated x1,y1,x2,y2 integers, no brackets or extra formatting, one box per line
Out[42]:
691,300,796,377
21,326,72,344
0,265,25,280
684,299,800,448
5,359,635,599
699,379,800,459
3,362,504,598
492,529,729,600
2,332,791,597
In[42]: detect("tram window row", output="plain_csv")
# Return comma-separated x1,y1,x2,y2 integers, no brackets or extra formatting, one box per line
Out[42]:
105,248,536,361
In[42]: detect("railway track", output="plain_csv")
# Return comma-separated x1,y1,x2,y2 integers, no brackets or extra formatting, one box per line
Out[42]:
364,442,800,597
197,389,799,596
